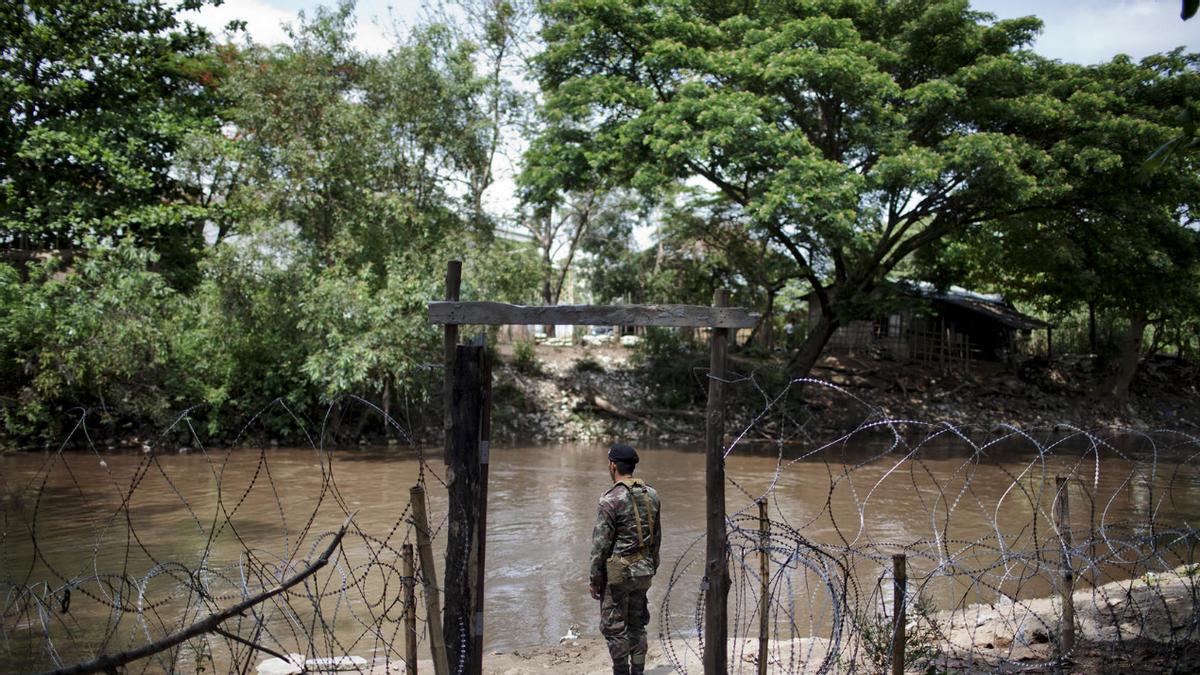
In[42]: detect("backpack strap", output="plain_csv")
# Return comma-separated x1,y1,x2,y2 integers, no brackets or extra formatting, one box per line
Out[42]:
616,478,653,552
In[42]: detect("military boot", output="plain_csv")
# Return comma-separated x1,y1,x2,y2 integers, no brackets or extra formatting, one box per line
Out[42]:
630,654,646,675
612,663,631,675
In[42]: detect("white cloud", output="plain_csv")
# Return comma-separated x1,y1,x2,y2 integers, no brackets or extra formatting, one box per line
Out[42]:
975,0,1198,64
185,0,402,54
1035,0,1196,64
187,0,296,46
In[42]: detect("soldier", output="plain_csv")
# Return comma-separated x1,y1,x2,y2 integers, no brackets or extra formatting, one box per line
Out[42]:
589,443,662,675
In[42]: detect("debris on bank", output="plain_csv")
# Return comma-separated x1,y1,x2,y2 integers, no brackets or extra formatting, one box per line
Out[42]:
488,343,1200,445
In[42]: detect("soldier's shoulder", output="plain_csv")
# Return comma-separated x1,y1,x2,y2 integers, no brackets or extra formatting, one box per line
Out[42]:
599,483,624,503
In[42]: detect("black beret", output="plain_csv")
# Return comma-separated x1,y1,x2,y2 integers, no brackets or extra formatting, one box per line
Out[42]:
608,443,639,464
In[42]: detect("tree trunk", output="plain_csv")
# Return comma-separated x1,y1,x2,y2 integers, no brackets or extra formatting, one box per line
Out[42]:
762,290,776,350
382,376,391,435
786,307,839,376
541,238,554,335
1103,312,1148,401
1088,301,1097,354
1146,322,1164,357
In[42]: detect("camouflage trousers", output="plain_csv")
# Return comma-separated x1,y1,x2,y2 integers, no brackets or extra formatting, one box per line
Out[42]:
600,575,653,669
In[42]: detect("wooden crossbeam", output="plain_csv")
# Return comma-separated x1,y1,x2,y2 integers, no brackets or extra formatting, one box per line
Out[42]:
428,301,758,328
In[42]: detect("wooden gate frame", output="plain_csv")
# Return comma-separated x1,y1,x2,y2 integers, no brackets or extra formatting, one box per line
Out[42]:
427,260,756,675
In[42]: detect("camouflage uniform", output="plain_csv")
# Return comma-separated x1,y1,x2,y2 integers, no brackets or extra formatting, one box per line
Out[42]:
589,478,661,675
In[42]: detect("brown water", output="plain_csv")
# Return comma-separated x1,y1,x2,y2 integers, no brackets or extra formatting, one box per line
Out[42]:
3,435,1200,671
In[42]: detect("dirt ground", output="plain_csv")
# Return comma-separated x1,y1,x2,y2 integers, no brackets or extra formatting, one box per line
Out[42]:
487,340,1200,447
352,566,1200,674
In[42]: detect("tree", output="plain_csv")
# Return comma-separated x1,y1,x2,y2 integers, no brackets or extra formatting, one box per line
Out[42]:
533,0,1058,375
662,194,802,348
210,2,540,420
0,0,221,284
520,114,644,308
927,53,1200,400
1144,0,1200,168
431,0,538,234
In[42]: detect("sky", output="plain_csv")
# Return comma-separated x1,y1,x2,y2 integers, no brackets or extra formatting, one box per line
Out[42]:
192,0,1200,64
188,0,1200,247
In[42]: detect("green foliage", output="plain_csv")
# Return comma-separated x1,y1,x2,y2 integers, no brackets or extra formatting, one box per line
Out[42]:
0,0,548,445
851,592,945,674
534,0,1059,372
0,242,193,440
925,52,1200,393
572,353,604,374
632,328,706,409
218,4,470,273
0,0,222,283
511,340,541,375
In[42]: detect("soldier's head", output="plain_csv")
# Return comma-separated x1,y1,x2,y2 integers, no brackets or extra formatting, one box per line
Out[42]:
608,443,638,480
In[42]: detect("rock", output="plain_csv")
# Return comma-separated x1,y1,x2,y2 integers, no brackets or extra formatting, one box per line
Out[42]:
305,655,368,670
256,654,304,675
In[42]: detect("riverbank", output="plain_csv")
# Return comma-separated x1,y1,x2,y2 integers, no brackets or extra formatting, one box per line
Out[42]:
6,342,1196,452
361,564,1200,674
487,342,1200,446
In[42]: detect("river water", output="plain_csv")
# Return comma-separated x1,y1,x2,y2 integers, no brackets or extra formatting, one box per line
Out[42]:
3,433,1200,671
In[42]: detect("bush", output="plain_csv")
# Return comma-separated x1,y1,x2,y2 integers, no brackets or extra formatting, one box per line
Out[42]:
632,327,706,409
572,354,605,374
0,243,197,442
512,340,541,375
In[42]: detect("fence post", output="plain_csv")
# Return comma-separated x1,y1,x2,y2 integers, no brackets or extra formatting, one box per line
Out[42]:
472,348,493,674
411,484,448,675
403,543,418,674
757,498,770,675
445,345,486,675
703,288,730,675
443,260,462,465
892,554,906,675
1055,475,1075,655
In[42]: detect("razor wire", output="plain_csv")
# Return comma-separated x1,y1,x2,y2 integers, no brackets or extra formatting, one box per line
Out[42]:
3,371,1200,674
0,393,450,674
657,373,1200,674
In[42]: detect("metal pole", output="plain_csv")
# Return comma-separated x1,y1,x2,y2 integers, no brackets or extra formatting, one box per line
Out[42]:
703,288,729,675
892,554,906,675
411,485,448,675
757,498,770,675
1055,476,1075,655
403,543,417,674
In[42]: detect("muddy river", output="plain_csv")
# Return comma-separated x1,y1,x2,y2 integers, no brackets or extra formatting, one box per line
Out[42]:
3,433,1199,671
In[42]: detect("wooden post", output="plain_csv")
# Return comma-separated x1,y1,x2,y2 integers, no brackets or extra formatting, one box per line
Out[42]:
403,543,418,674
445,345,486,675
757,498,770,675
892,554,906,675
411,485,448,675
1055,475,1075,655
472,349,493,674
703,288,730,675
443,260,462,464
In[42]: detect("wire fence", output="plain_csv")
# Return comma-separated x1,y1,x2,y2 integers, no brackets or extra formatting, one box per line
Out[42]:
0,397,446,674
2,375,1199,674
659,375,1200,673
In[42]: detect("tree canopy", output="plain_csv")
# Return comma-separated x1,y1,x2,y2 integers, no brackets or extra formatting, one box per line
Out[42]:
0,0,222,282
534,0,1061,373
2,0,1200,443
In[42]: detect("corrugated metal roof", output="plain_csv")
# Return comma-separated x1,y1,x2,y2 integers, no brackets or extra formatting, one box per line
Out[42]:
932,294,1049,331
